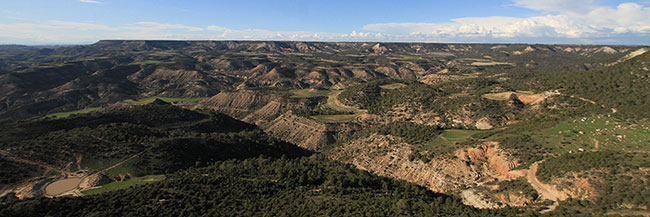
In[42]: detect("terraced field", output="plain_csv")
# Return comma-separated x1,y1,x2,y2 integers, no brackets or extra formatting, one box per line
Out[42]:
44,107,99,119
311,114,358,123
82,175,165,195
289,89,331,98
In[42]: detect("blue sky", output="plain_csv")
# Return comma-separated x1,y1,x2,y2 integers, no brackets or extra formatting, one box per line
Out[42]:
1,0,649,45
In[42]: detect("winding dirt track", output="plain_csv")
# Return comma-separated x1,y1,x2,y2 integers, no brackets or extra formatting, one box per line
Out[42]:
327,91,366,114
526,161,567,213
570,95,597,104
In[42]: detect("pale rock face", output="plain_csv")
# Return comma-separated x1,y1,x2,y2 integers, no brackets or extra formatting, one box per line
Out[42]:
195,90,278,118
330,135,520,197
597,46,619,54
196,90,356,150
262,111,331,150
371,43,390,54
475,117,494,130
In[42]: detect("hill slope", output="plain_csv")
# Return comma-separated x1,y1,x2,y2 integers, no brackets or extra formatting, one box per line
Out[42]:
0,156,525,217
0,100,310,198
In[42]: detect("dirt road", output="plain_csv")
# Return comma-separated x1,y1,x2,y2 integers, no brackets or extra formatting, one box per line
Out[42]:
327,91,366,114
526,161,568,213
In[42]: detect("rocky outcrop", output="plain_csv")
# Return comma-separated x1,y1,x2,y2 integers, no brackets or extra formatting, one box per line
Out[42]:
7,178,50,199
196,90,358,150
263,111,331,150
475,118,494,130
242,99,303,126
461,189,503,209
371,43,391,54
455,142,520,180
330,135,520,194
492,192,535,207
196,90,278,118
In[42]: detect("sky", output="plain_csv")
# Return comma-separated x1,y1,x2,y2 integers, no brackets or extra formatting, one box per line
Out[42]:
1,0,649,45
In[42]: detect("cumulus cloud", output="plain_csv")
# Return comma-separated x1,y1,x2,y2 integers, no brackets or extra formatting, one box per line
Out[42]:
79,0,102,4
362,1,650,43
363,15,592,39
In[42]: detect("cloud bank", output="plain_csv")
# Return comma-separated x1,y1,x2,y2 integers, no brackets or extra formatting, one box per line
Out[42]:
1,0,649,45
362,1,650,43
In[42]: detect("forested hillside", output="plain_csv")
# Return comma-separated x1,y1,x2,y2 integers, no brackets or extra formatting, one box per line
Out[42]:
0,156,528,217
0,99,310,198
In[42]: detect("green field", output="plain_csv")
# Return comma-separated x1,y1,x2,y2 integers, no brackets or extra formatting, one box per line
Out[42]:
289,89,331,98
150,51,177,56
421,129,483,149
412,129,484,160
537,116,650,154
311,114,358,123
82,175,165,195
76,57,110,61
457,58,513,66
44,107,99,119
135,96,206,104
293,89,366,124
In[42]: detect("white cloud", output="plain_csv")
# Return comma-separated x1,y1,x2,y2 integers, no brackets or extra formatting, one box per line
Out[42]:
79,0,102,4
362,1,650,43
206,25,229,32
2,1,650,45
0,21,346,44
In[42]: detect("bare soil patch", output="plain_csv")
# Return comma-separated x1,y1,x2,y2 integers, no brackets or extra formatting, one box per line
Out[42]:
483,91,558,105
45,178,81,196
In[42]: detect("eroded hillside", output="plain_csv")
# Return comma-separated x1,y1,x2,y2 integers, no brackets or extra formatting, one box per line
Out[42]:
1,41,649,216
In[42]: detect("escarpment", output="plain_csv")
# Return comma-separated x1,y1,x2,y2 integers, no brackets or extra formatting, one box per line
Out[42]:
196,90,278,118
329,135,520,194
196,91,357,150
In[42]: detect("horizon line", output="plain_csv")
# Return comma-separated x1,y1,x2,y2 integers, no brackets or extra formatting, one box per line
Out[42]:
3,39,650,47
